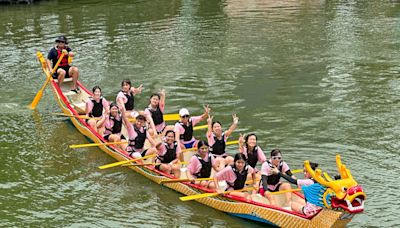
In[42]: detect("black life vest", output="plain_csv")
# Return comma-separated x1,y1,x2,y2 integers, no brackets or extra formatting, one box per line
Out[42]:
122,91,135,111
149,106,164,125
266,160,284,186
228,165,249,190
210,133,225,155
56,48,69,67
158,142,177,164
106,114,122,134
89,97,103,117
194,153,212,178
179,121,193,141
129,126,147,150
246,146,259,168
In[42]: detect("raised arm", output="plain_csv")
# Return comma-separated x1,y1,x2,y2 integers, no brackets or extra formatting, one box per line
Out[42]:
206,115,213,138
200,104,210,121
238,133,245,153
132,84,143,95
159,89,165,111
224,114,239,138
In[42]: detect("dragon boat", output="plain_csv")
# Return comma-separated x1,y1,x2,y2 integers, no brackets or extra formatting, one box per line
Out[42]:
35,51,366,227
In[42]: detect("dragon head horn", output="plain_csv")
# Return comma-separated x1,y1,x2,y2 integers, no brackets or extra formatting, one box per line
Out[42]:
336,154,353,179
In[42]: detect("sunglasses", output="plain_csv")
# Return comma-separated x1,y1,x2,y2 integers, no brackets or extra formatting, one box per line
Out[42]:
272,156,282,160
57,41,65,43
181,115,190,118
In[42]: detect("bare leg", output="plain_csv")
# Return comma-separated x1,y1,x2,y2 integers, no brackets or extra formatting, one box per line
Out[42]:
279,183,292,206
57,68,66,88
171,164,181,178
225,156,234,166
159,164,172,174
291,201,304,214
69,66,79,90
264,191,277,206
87,119,98,132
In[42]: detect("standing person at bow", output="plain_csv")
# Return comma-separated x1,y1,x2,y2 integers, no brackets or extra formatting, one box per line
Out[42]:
186,140,220,189
174,105,210,149
154,130,182,177
46,35,80,92
125,113,157,159
85,86,109,134
144,90,166,136
259,149,294,207
206,114,239,170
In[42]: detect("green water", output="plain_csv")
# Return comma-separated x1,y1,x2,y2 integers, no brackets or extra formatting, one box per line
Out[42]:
0,0,399,227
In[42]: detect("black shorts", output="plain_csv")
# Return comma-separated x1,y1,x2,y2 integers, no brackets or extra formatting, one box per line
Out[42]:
104,134,126,141
267,183,282,192
52,66,71,79
128,148,148,158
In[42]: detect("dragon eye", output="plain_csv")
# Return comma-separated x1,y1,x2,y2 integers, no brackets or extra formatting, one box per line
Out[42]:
342,187,348,191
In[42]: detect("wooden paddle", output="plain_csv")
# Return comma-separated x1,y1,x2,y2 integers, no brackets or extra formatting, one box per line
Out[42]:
98,154,156,170
122,161,188,167
51,112,191,125
270,188,301,195
160,177,214,184
29,51,65,109
180,186,254,201
52,112,100,120
69,141,127,149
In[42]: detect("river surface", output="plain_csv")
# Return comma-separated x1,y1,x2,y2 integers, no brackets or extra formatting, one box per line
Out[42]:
0,0,399,227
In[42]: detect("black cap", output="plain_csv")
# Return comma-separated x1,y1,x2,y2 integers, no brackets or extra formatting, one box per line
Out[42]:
55,35,68,44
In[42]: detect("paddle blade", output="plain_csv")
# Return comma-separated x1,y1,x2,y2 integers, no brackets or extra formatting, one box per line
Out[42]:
29,90,43,109
193,125,207,131
98,154,156,170
163,113,180,121
180,192,220,201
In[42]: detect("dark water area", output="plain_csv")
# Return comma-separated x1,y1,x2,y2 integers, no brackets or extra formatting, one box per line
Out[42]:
0,0,399,227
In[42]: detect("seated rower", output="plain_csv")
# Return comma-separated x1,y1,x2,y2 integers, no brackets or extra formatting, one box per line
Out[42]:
271,161,322,216
103,103,129,150
206,114,238,170
126,114,157,158
213,153,257,200
116,79,143,118
238,133,267,175
85,86,109,134
144,90,166,136
186,140,220,189
259,149,294,206
154,130,182,177
174,105,210,149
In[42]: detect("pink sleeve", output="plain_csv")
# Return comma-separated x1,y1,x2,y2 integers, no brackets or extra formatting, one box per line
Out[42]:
248,166,255,174
207,133,215,146
297,179,314,188
257,147,267,163
102,98,109,109
144,108,151,117
174,123,184,134
260,162,270,176
127,125,137,139
116,92,126,103
86,99,93,114
190,116,202,126
187,156,201,175
210,154,216,166
176,144,182,157
215,166,236,183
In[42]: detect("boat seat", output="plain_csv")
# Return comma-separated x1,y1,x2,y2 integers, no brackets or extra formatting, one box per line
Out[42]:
70,101,86,114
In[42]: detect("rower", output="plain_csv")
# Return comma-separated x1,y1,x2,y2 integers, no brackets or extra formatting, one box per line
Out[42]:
206,114,238,170
116,79,143,118
85,86,109,134
238,133,266,171
213,153,257,200
259,149,294,206
46,35,80,93
103,103,129,150
126,114,157,159
155,130,182,177
144,90,166,135
186,140,220,189
174,105,210,149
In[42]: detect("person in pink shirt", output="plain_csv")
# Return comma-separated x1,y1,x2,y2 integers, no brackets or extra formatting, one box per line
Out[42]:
154,130,182,177
144,90,166,135
85,86,109,134
238,133,267,170
116,79,143,118
103,103,129,150
271,161,322,216
259,149,294,206
186,140,220,189
206,114,239,170
125,114,157,159
174,105,210,149
214,153,257,200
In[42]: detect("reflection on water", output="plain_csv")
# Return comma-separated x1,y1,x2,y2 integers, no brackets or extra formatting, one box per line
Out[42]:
0,0,399,227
